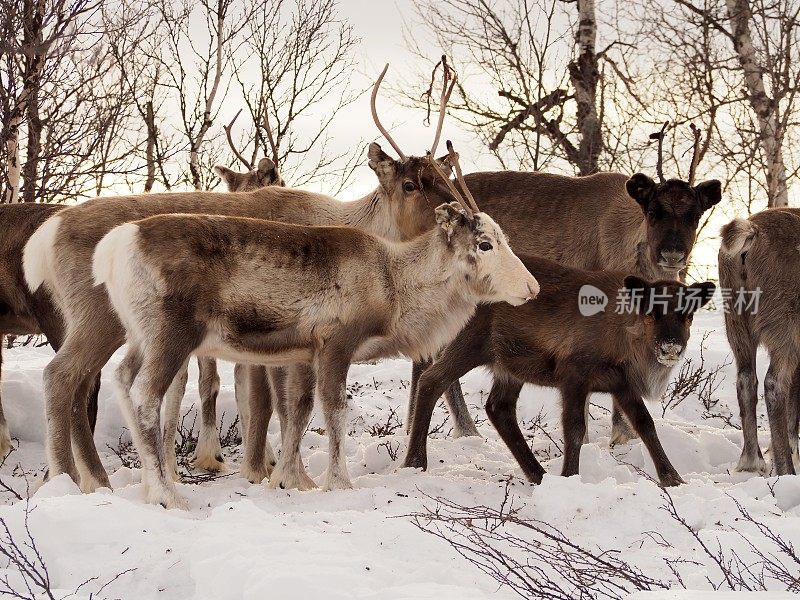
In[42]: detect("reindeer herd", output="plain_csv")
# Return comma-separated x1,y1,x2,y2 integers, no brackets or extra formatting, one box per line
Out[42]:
0,63,798,510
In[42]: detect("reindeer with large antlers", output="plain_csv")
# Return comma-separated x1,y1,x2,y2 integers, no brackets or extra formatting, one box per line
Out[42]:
21,61,496,492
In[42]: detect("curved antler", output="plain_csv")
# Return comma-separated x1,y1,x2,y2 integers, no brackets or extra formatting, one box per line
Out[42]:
687,123,701,186
223,109,252,170
263,112,280,169
446,140,479,214
649,120,669,183
429,55,457,157
371,64,407,161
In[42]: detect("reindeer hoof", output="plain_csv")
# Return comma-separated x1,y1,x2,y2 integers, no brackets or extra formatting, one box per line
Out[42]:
735,452,768,475
609,424,638,447
240,461,272,484
268,460,318,491
659,472,685,487
149,487,189,511
191,452,227,474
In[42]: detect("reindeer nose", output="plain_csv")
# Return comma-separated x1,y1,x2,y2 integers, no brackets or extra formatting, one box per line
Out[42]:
526,279,540,300
657,342,684,366
660,250,686,267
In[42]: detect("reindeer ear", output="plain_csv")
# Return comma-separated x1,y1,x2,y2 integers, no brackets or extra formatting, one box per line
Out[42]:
435,201,468,240
695,179,722,211
436,151,454,177
686,282,716,313
214,165,238,189
368,142,396,177
623,275,651,314
626,173,657,210
256,157,279,185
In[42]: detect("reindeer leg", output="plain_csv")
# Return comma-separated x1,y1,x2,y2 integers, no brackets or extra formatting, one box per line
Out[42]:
609,401,638,446
113,346,149,490
162,364,189,482
269,364,316,490
53,319,122,492
560,380,590,478
0,343,9,457
734,354,765,474
403,326,487,470
486,376,545,484
409,359,478,438
131,351,191,510
615,389,683,487
241,365,274,483
788,366,800,468
764,362,795,476
316,338,358,491
233,363,250,447
445,380,479,438
193,357,225,472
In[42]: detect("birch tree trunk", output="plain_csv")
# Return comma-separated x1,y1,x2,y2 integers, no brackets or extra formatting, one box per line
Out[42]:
570,0,602,175
4,131,21,203
21,0,45,203
725,0,789,207
189,0,226,191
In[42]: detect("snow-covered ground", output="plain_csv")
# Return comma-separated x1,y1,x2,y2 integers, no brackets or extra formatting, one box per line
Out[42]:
0,311,798,599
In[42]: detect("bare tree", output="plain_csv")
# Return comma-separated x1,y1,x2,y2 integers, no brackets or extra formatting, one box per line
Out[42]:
626,0,800,210
407,0,634,175
228,0,360,192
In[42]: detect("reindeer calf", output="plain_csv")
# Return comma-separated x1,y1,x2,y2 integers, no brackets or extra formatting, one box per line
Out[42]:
719,208,800,476
403,255,715,487
93,203,537,508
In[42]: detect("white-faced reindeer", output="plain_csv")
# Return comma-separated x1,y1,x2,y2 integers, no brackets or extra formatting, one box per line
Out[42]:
408,121,723,446
719,208,800,476
92,150,538,508
22,63,485,493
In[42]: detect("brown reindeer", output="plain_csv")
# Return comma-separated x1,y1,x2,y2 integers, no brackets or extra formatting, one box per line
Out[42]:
402,254,715,487
21,64,480,492
396,123,723,445
0,202,103,457
93,182,538,508
719,208,800,476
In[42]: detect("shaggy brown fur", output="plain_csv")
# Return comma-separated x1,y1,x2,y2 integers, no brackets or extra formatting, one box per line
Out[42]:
403,254,715,487
719,208,800,476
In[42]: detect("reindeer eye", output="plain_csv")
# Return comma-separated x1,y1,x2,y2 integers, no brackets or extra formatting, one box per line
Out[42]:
402,181,416,192
478,241,493,252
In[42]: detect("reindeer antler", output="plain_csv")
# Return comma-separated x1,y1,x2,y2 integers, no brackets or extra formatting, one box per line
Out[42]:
446,140,480,214
426,140,478,218
687,122,701,186
649,120,669,183
263,112,280,169
371,64,408,161
223,109,252,170
429,55,457,157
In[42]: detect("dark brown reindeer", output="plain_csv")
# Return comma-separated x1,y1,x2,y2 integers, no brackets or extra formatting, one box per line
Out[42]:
0,202,102,458
21,64,482,492
397,121,723,445
93,162,538,508
719,208,800,476
403,252,716,487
